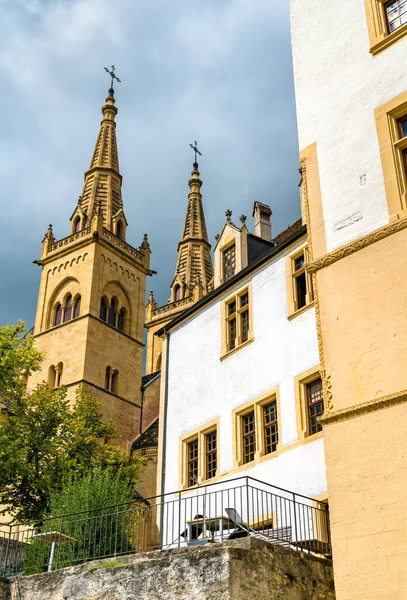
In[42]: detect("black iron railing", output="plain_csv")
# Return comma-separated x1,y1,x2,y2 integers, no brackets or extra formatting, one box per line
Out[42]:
0,476,331,577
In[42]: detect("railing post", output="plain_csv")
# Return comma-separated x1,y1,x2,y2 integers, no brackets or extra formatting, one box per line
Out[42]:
178,491,182,547
246,477,250,527
326,503,332,554
293,494,298,546
113,505,119,557
2,526,12,578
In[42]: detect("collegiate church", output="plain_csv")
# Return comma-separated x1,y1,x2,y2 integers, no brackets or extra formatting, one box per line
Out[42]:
24,0,407,597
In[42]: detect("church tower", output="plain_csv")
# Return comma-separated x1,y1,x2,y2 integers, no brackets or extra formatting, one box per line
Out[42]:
29,80,153,451
145,155,213,374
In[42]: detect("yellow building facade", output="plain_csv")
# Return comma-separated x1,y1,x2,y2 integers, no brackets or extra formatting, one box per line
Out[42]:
290,0,407,597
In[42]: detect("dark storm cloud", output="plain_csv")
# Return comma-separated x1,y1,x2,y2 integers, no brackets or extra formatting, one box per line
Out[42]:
0,0,300,325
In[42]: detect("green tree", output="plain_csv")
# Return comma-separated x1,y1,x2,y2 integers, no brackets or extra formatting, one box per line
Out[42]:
0,384,144,524
23,469,139,574
0,321,43,405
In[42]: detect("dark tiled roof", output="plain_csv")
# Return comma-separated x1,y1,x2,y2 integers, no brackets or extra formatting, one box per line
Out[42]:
156,222,307,337
131,418,159,453
272,218,303,245
141,371,160,389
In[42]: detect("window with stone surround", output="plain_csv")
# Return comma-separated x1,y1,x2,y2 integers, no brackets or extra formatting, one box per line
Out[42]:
232,390,281,467
180,419,219,488
222,244,236,281
286,244,313,318
295,367,324,440
222,284,253,357
374,93,407,220
365,0,407,55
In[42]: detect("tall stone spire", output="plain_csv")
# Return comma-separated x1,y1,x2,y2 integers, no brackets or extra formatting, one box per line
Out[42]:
170,160,213,300
70,87,127,236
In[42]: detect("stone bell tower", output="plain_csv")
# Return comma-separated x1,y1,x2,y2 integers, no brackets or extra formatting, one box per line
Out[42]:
145,153,213,375
28,77,154,451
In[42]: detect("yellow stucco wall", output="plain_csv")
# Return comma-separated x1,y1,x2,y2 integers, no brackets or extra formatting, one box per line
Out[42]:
325,403,407,599
317,227,407,411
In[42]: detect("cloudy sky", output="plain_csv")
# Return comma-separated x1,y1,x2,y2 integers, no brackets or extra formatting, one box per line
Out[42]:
0,0,300,327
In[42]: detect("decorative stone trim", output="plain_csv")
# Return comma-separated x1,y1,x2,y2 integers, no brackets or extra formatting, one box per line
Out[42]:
320,389,407,426
307,218,407,274
152,296,194,317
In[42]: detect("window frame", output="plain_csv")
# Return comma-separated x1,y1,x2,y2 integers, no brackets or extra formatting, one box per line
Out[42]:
364,0,407,55
179,418,220,489
286,243,314,319
222,243,236,282
295,366,324,440
233,389,281,468
375,92,407,221
221,283,253,358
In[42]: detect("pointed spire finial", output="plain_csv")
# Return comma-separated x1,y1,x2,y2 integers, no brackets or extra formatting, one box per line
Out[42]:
141,233,150,251
189,141,202,169
104,65,121,97
225,209,232,223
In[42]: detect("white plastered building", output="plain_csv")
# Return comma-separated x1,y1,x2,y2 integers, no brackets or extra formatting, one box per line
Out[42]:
156,204,326,505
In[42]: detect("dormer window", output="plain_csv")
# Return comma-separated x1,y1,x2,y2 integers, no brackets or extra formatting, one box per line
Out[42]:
116,220,123,239
223,244,236,282
74,217,81,233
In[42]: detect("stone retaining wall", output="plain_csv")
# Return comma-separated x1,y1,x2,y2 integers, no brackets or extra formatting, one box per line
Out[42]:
1,538,335,600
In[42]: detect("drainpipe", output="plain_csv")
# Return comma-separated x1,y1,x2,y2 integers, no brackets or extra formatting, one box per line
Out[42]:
159,331,170,546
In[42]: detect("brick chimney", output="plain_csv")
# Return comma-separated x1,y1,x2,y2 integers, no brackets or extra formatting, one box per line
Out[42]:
252,201,272,242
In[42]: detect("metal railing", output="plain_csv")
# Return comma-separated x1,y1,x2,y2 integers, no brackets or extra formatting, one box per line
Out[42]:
0,476,331,577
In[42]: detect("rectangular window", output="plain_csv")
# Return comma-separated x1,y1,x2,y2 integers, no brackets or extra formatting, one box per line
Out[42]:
306,378,324,435
223,245,236,281
223,286,252,355
287,246,313,317
205,431,217,480
242,411,256,464
180,419,220,488
263,401,279,454
364,0,407,55
385,0,407,32
187,439,199,487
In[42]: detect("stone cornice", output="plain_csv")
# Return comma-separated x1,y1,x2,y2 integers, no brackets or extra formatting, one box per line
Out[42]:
320,389,407,426
307,217,407,274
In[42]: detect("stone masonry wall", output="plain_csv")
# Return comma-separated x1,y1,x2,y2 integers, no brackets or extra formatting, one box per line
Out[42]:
2,538,335,600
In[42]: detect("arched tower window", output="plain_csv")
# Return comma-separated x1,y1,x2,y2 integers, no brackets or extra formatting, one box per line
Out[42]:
100,297,108,321
63,294,72,322
174,285,181,301
111,370,119,395
117,308,125,332
108,298,117,327
54,303,62,326
74,217,81,233
48,365,56,388
56,362,63,387
73,295,81,319
116,221,123,239
105,366,112,391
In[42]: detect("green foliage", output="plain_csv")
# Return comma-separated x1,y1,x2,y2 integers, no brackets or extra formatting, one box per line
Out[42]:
0,321,43,404
0,382,145,524
23,470,139,574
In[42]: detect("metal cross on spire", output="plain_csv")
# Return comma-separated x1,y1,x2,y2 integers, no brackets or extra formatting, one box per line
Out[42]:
189,141,202,165
104,65,121,95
